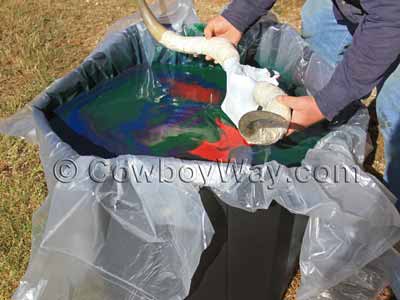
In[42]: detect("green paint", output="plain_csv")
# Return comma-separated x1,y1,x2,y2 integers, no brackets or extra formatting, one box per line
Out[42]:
52,23,331,165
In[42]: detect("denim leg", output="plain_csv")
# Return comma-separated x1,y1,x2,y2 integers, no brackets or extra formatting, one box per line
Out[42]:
301,0,353,66
376,65,400,206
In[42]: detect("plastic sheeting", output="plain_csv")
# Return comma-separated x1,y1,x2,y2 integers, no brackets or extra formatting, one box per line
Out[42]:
307,249,399,300
1,1,400,300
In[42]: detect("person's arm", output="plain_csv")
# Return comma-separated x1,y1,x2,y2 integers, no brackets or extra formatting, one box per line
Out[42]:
204,0,276,47
315,0,400,120
221,0,277,33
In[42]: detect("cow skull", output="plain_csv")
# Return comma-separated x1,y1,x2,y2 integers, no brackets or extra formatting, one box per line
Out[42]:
137,0,291,145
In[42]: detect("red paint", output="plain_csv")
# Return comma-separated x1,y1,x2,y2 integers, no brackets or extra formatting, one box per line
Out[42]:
189,119,249,162
167,80,223,104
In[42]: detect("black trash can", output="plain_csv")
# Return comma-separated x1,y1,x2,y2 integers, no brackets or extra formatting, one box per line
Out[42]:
187,188,307,300
36,19,310,300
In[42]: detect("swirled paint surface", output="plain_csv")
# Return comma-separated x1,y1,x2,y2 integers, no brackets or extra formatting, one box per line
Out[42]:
51,63,328,166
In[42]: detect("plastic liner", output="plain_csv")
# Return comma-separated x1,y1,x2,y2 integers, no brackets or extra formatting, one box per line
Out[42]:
1,1,400,300
307,250,393,300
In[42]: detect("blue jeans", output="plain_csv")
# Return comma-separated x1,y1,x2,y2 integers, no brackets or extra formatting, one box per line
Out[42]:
302,0,400,205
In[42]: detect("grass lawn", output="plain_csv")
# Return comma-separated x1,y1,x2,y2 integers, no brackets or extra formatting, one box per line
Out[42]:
0,0,385,299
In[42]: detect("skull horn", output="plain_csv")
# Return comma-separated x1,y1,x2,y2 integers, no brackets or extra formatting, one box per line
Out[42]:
136,0,240,67
137,0,167,41
239,82,291,145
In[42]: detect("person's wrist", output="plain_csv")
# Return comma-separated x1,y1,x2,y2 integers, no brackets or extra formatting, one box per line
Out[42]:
310,96,326,121
314,91,339,121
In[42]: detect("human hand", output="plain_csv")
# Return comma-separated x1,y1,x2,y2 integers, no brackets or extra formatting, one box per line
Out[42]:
277,95,325,135
204,16,242,61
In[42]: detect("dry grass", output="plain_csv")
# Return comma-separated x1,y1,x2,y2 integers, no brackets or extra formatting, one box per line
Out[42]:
1,1,135,299
0,0,386,300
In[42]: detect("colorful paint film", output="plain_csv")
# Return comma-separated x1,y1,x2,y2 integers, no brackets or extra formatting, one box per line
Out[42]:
50,62,329,166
